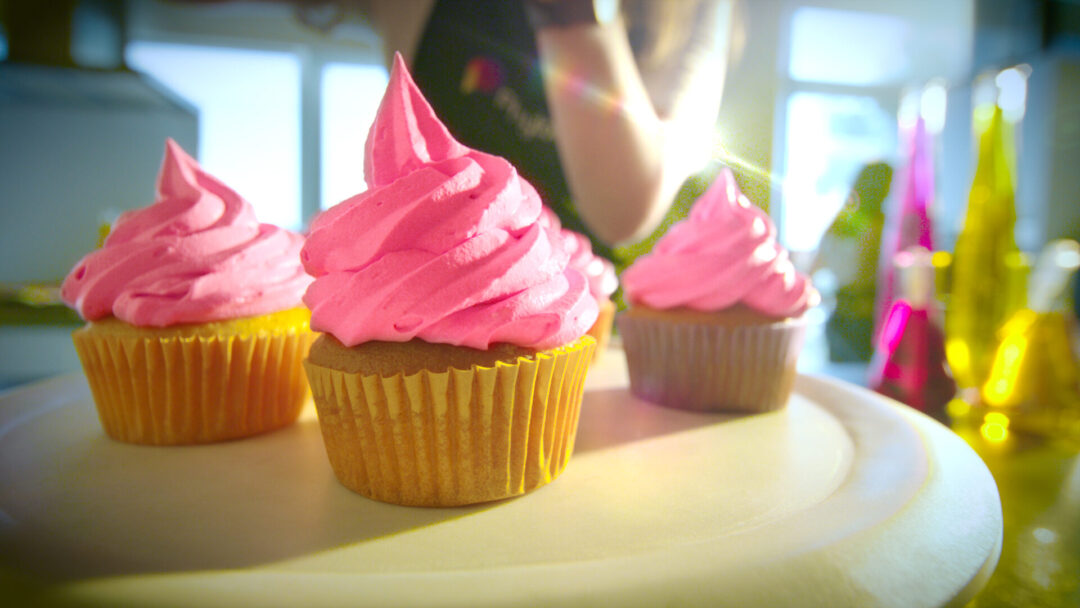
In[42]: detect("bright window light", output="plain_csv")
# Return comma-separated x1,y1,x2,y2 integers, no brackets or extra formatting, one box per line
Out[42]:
920,80,948,134
780,92,896,251
320,62,388,209
788,7,910,86
126,41,302,230
996,65,1030,122
898,80,948,134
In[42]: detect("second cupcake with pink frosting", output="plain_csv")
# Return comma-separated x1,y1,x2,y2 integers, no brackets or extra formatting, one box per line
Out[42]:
618,168,819,412
538,206,618,360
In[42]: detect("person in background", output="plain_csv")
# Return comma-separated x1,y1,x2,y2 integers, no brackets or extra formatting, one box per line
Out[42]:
811,162,894,362
361,0,735,265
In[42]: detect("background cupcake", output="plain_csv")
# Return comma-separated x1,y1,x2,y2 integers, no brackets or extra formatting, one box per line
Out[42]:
618,168,819,412
61,139,315,445
539,206,618,360
302,55,597,507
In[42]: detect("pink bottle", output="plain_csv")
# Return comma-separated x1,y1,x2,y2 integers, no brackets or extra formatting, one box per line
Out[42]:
868,247,956,420
875,116,936,337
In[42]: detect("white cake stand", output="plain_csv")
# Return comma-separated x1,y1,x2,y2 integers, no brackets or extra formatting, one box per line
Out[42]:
0,348,1001,607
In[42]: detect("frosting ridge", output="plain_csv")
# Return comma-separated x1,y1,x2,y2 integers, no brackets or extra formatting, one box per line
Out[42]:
621,169,818,317
302,54,596,349
538,206,618,301
61,139,311,326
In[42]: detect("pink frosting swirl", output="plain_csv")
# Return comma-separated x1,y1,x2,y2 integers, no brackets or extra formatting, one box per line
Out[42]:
538,206,617,301
61,139,312,326
301,54,597,349
622,169,819,317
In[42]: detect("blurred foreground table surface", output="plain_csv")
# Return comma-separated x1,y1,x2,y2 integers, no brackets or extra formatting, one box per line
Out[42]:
953,424,1080,607
1,347,1001,607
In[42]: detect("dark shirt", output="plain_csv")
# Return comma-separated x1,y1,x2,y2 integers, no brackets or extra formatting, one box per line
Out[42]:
411,0,722,274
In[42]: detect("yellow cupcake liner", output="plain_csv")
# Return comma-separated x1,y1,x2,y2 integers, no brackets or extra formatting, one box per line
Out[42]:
586,298,616,362
304,336,595,507
617,315,806,413
72,321,315,445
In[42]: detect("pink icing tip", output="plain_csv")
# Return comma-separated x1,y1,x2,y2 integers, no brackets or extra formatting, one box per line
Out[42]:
364,53,470,189
621,168,819,318
158,138,201,200
688,166,741,221
303,57,597,350
60,138,311,326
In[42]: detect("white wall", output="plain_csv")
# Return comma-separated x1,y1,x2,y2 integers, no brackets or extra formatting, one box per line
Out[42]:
0,65,197,284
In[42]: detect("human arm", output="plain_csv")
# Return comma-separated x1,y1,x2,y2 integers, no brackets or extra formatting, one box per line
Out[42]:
533,0,732,245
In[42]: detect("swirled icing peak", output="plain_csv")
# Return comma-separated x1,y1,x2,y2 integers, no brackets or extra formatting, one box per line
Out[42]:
622,168,819,317
301,54,597,349
538,206,617,301
61,139,312,326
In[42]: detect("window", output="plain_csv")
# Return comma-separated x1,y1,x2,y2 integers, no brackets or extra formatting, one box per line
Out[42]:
320,62,388,209
126,41,303,230
773,4,971,253
780,92,896,251
788,7,912,87
774,6,912,252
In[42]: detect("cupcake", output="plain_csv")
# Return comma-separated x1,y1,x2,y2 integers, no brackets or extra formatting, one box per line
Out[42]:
538,206,618,360
618,169,819,412
61,139,315,445
301,54,597,507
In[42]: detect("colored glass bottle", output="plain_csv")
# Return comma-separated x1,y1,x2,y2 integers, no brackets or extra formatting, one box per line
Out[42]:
869,247,956,420
876,115,936,335
981,240,1080,421
944,104,1024,390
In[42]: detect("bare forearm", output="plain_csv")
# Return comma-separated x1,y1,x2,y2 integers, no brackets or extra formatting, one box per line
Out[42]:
537,0,731,246
536,21,677,245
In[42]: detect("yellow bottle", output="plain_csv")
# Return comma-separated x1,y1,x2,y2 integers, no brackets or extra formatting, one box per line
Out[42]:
981,240,1080,437
945,104,1025,389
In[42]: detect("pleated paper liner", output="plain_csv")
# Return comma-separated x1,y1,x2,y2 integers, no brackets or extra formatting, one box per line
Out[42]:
587,297,616,361
304,335,596,507
71,312,316,445
617,314,807,413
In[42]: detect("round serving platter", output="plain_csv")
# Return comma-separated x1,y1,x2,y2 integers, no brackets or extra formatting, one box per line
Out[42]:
0,349,1001,607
